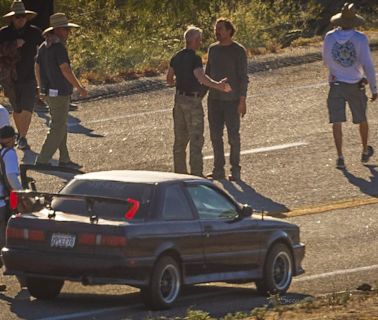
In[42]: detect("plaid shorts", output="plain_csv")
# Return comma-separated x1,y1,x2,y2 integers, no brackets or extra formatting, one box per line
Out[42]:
327,81,368,124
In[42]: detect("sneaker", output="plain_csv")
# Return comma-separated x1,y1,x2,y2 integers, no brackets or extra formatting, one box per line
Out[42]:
206,172,226,180
69,103,79,111
17,137,30,150
336,157,345,169
58,161,82,169
361,146,374,163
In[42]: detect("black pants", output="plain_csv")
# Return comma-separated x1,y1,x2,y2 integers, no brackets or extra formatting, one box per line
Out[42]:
0,206,9,267
208,99,241,175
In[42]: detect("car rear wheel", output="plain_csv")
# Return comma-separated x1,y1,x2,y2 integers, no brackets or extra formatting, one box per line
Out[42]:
26,277,64,300
141,256,181,310
256,243,293,295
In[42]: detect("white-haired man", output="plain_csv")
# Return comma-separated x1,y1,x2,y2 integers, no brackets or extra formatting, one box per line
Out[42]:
167,26,231,177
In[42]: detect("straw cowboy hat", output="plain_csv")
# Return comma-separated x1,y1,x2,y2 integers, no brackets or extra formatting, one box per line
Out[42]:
330,3,365,29
43,13,80,35
3,0,37,21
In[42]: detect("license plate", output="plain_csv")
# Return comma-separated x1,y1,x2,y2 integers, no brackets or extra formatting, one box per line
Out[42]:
50,233,76,248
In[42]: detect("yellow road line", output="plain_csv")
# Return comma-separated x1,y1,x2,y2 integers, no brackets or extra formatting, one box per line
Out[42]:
269,197,378,218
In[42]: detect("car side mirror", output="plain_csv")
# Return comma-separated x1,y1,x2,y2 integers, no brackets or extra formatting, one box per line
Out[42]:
241,205,253,219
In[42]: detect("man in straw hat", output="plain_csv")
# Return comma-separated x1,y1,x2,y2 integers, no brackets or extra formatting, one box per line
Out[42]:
34,13,87,169
0,0,43,150
323,3,377,170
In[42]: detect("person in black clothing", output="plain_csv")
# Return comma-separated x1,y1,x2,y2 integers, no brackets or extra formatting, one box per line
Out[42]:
0,1,43,150
167,26,231,177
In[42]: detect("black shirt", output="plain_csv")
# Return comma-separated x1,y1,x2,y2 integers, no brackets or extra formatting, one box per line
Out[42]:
170,48,203,93
0,24,43,84
36,41,73,96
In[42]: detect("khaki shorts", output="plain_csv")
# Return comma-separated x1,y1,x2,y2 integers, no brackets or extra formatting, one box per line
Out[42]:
327,81,368,124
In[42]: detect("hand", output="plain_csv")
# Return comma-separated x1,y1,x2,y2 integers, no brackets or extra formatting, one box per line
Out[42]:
219,78,232,93
36,87,45,101
238,99,247,118
78,86,88,97
371,93,377,102
16,39,25,48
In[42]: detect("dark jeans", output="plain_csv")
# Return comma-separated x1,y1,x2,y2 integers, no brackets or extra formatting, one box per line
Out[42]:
0,206,9,267
208,99,241,176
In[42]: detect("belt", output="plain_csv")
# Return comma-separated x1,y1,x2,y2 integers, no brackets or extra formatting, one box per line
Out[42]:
176,90,200,98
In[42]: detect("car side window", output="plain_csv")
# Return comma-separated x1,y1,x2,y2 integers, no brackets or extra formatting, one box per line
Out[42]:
162,185,194,220
186,185,238,220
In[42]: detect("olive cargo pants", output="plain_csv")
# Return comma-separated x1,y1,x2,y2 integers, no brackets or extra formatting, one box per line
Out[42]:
173,94,204,176
37,96,71,164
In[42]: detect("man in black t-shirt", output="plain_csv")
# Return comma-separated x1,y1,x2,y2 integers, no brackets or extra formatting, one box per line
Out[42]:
167,26,231,177
35,13,87,168
0,1,44,150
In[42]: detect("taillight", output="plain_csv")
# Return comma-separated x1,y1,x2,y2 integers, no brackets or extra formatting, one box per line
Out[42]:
125,198,140,221
78,233,126,247
6,227,45,241
101,235,127,247
6,227,24,239
78,233,96,246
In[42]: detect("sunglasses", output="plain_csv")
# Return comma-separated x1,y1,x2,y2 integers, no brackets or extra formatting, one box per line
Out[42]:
15,14,27,19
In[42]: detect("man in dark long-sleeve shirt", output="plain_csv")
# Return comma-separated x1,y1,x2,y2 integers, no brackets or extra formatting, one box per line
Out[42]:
205,18,249,181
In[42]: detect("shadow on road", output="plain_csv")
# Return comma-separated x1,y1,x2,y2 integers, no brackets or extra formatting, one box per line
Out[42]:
341,165,378,197
0,284,311,320
218,180,289,218
35,110,104,138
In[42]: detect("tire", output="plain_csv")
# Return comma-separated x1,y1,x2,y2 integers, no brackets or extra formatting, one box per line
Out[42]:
26,277,64,300
256,243,293,295
141,256,181,310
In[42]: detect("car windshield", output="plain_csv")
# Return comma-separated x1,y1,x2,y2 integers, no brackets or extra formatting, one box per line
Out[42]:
51,179,153,221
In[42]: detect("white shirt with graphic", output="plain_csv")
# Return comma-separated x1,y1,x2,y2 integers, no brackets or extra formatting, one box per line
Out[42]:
323,28,377,94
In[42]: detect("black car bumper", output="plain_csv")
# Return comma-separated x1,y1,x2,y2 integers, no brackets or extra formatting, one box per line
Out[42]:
292,243,305,276
1,247,150,287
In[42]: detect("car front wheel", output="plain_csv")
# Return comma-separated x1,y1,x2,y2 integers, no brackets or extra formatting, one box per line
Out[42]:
26,277,64,300
141,256,181,310
256,243,293,295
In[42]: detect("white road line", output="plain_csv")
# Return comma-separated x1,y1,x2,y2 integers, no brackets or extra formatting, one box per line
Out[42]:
294,264,378,282
203,142,307,160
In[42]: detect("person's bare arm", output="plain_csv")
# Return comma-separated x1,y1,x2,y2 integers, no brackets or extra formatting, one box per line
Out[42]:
193,68,231,92
34,62,43,97
59,63,88,96
166,67,175,87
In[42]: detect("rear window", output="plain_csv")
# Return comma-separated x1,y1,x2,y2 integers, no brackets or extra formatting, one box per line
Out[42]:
51,179,153,221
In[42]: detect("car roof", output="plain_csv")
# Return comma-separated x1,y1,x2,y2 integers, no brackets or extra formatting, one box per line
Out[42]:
75,170,205,184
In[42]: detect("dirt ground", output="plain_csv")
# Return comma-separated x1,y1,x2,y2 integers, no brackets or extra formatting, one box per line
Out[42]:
247,290,378,320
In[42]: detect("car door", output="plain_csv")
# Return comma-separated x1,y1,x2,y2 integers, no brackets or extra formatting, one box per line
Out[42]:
158,183,205,277
185,182,261,275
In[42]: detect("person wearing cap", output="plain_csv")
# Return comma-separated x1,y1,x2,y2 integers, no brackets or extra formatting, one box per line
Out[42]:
34,13,87,169
0,0,44,151
323,3,377,170
167,26,232,177
0,125,22,292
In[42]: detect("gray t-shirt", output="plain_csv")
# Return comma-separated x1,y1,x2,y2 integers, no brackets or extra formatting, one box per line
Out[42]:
205,41,249,101
36,41,73,96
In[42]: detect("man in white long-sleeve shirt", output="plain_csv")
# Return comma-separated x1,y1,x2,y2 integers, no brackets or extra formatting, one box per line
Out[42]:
323,3,377,169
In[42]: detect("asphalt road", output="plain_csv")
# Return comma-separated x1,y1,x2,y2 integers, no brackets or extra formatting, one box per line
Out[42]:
0,51,378,319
